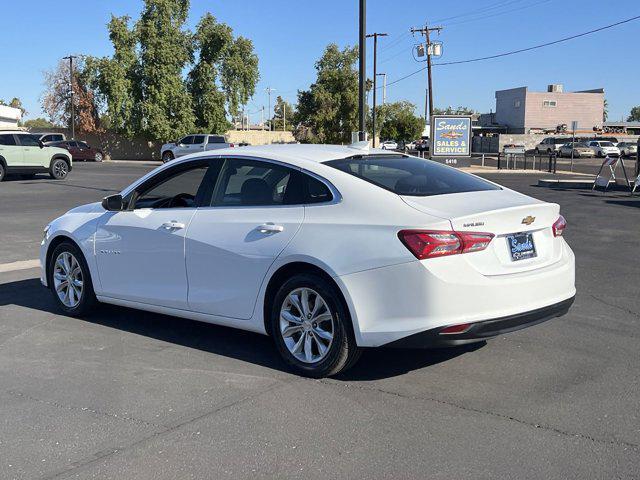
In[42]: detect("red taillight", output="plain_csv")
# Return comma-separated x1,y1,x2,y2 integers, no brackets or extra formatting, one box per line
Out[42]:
229,143,235,148
440,323,472,334
552,215,567,237
398,230,494,260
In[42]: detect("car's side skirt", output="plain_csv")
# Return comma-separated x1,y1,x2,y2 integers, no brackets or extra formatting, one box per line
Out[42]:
96,295,268,335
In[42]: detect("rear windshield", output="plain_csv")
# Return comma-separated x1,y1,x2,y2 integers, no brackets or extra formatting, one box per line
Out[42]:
325,155,501,196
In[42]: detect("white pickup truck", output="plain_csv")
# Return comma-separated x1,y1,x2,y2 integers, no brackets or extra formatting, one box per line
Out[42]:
161,134,235,163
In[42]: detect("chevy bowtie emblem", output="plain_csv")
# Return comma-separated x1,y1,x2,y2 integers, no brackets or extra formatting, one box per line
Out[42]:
521,216,536,226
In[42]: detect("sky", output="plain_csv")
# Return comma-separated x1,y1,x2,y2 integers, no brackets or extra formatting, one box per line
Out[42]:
1,0,638,123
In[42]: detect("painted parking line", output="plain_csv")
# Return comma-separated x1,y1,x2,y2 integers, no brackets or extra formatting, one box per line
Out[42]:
0,259,40,273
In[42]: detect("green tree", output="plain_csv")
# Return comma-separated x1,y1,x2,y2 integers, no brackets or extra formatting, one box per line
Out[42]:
272,96,294,131
85,1,259,141
23,118,56,129
627,106,640,122
373,101,424,142
84,15,139,136
136,0,195,141
295,44,360,144
433,106,476,115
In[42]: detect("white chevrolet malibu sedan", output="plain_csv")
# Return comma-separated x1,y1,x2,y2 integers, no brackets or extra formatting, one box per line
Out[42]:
41,144,575,377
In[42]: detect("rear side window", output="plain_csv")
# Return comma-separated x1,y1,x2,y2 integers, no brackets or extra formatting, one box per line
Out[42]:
326,156,500,197
16,134,40,147
192,135,206,144
0,134,16,146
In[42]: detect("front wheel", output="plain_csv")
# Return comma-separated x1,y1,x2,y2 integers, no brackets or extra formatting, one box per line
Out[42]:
0,163,5,182
94,152,103,162
49,158,69,179
48,242,97,316
162,151,174,163
270,274,361,378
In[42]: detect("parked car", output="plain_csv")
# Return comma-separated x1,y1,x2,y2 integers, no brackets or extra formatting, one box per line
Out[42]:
617,142,637,158
587,140,620,158
380,140,398,150
405,140,417,150
40,144,575,377
33,132,66,144
0,131,72,181
415,139,430,152
557,142,595,158
535,137,569,154
161,134,235,163
49,140,104,162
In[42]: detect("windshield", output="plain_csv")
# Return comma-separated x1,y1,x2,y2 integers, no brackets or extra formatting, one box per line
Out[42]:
600,142,614,147
325,155,501,197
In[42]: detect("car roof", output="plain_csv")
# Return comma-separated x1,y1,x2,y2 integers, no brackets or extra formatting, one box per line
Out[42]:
185,143,402,168
0,130,29,135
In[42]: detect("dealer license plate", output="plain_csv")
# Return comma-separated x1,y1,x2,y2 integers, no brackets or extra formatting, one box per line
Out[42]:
506,233,537,261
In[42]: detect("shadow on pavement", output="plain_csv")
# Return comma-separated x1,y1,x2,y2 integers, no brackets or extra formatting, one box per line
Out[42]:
605,199,640,208
0,277,482,380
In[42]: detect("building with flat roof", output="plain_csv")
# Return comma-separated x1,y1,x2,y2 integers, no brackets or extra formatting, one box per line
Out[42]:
491,84,604,134
0,104,22,129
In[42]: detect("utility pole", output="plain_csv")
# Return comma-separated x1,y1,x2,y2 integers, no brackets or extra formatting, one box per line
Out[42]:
261,107,265,130
358,0,366,141
410,24,443,121
62,55,78,139
367,32,387,147
283,103,286,132
265,87,276,131
376,73,387,105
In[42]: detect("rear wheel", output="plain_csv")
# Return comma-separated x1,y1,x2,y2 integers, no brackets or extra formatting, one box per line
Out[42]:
48,242,97,316
270,273,361,378
0,163,5,182
49,158,69,179
162,151,174,163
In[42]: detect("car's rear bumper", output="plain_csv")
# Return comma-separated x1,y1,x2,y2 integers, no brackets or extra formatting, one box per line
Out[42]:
338,240,576,347
383,296,574,348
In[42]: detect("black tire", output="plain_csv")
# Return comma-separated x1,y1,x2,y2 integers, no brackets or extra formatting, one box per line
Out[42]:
49,158,70,179
270,273,361,378
0,162,5,182
597,151,603,158
94,152,103,162
162,151,174,163
48,241,97,316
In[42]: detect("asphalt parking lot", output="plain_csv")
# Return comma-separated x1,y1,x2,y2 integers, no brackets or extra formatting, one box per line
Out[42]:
1,162,639,479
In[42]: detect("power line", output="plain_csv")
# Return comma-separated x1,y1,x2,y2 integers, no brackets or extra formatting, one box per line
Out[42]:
442,0,553,28
381,14,640,89
430,0,526,24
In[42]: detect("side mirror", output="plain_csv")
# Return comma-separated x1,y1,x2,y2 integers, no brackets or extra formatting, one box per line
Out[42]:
102,194,124,211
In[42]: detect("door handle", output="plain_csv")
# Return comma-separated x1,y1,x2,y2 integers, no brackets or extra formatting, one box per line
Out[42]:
258,223,284,234
161,221,185,230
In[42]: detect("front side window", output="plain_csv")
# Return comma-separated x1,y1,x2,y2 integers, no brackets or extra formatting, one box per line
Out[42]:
17,134,40,147
131,163,211,209
78,142,89,148
326,155,500,197
192,135,206,145
213,159,297,206
179,136,194,145
0,134,16,146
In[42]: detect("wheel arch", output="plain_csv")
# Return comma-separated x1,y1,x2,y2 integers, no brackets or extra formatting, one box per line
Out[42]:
45,235,83,284
262,261,356,339
50,154,72,169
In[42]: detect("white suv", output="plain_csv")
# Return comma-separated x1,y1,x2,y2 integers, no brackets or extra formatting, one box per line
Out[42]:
161,134,235,163
587,141,620,158
0,131,72,181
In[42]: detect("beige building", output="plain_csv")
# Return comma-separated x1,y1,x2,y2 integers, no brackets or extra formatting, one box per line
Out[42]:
493,84,604,134
0,104,22,129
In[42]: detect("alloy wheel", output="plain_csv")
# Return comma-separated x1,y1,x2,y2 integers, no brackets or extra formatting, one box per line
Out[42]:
279,287,335,364
94,153,103,162
53,160,68,178
53,251,84,308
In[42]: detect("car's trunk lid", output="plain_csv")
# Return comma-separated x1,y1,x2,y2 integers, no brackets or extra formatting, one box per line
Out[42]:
401,189,563,275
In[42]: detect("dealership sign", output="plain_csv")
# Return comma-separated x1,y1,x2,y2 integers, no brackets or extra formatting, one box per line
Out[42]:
430,116,472,158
